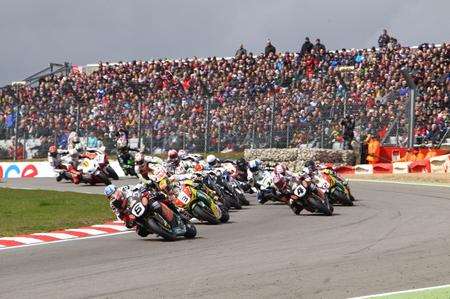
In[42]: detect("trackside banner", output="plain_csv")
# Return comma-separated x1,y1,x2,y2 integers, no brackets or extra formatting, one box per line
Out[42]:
0,161,125,180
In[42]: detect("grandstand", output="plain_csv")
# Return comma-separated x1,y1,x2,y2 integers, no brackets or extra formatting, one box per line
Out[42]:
0,36,449,160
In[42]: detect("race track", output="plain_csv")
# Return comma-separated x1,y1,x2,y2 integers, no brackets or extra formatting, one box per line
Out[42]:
1,178,450,299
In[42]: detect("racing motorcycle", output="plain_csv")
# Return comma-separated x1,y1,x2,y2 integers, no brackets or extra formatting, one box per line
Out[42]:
290,179,334,216
118,151,137,177
78,157,112,185
84,150,119,180
320,170,353,206
168,179,229,224
129,188,197,241
253,170,286,204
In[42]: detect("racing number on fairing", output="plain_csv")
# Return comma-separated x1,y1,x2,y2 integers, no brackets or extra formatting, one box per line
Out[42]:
131,202,145,217
178,191,191,204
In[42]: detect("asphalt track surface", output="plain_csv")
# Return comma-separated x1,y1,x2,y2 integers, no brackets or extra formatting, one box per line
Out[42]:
1,178,450,299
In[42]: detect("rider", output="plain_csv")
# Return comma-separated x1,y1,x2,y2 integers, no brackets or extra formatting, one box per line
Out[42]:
165,149,193,175
104,184,167,237
48,145,70,182
134,152,164,185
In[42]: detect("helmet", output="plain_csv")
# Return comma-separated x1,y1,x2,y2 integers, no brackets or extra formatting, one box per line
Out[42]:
206,154,217,165
178,149,187,159
275,164,286,175
248,159,261,172
73,136,80,144
49,145,57,156
167,149,178,162
104,184,117,197
135,152,144,165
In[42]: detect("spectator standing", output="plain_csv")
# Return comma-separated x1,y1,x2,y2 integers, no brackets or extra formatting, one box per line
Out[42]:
341,115,355,150
300,37,314,57
378,29,390,48
235,44,247,57
314,38,326,52
264,40,276,56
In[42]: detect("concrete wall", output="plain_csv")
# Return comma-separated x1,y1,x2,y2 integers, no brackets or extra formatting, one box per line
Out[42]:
244,148,356,171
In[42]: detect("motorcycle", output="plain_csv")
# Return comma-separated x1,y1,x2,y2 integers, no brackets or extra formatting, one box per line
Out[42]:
320,170,353,206
290,179,334,216
118,151,137,177
129,191,197,241
78,157,112,185
168,179,229,224
253,170,285,204
84,150,119,180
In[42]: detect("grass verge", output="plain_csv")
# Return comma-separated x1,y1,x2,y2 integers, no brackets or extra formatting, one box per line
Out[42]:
0,188,114,237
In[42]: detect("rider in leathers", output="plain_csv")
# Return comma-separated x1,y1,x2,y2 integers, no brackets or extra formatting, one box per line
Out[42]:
105,184,167,237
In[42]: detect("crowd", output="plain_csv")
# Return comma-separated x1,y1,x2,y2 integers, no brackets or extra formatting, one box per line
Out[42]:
0,29,449,157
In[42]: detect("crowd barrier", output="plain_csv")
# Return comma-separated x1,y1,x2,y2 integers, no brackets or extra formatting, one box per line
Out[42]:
334,154,450,176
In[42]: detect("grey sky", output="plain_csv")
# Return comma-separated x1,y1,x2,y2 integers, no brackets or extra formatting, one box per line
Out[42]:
1,0,449,85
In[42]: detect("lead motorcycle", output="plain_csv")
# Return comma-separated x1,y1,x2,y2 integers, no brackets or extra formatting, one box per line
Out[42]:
128,187,197,241
78,157,112,185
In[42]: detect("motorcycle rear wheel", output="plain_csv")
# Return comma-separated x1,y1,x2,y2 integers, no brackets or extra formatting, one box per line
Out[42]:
333,189,353,206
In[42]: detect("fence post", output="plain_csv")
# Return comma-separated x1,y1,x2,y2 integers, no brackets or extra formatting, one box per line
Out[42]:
269,95,275,148
149,130,153,154
204,96,210,154
137,99,142,149
13,86,20,161
286,125,290,148
320,122,325,148
217,122,221,153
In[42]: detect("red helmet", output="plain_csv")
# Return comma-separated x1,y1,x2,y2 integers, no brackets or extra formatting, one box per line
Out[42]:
49,145,57,154
167,149,178,161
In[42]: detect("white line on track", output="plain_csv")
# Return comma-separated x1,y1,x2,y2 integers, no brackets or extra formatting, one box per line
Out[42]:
349,283,450,298
0,231,133,252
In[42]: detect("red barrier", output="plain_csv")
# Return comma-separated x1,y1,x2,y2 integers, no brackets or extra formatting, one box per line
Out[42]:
334,165,355,175
373,163,393,174
408,160,431,173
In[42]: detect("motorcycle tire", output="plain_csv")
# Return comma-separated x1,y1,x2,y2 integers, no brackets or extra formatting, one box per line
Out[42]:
183,222,197,239
147,218,177,241
97,172,112,186
106,165,119,180
349,193,356,201
192,205,220,225
334,189,353,206
226,189,242,210
238,193,249,206
311,193,333,216
219,206,230,223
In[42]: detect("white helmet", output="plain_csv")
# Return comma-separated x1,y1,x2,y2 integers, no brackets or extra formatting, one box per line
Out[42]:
206,154,217,165
178,149,187,159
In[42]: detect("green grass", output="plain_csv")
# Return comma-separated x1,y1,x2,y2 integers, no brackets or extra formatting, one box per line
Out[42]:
363,285,450,299
0,188,114,237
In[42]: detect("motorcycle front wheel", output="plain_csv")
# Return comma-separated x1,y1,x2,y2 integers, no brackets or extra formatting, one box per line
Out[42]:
192,205,220,225
147,218,177,241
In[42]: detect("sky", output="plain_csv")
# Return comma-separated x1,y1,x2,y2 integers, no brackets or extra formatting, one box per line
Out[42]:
0,0,449,85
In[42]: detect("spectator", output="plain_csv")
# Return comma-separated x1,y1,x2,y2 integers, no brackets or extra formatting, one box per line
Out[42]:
300,37,314,57
235,44,247,57
341,115,355,150
264,40,276,56
378,29,390,48
314,38,326,52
